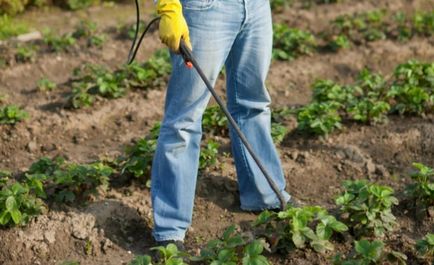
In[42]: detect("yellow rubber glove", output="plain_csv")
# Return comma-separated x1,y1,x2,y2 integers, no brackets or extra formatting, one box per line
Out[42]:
157,0,192,52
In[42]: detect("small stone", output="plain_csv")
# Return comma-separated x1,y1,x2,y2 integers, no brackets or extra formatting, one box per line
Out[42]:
44,230,56,244
365,160,376,175
26,141,38,152
375,165,390,178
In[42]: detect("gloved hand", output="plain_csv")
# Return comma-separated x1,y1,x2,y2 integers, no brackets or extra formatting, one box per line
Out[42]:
156,0,192,52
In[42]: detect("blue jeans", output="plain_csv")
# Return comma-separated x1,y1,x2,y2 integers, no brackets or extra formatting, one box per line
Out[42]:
151,0,291,241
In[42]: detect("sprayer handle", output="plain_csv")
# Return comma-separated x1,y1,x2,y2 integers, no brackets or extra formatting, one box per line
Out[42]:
179,39,193,69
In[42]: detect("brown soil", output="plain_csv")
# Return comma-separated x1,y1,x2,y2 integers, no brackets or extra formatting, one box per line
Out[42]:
0,0,433,264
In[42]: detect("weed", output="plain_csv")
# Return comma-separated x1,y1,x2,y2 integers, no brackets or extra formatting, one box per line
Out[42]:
297,102,342,136
273,24,317,60
335,180,398,238
37,77,57,92
0,105,29,125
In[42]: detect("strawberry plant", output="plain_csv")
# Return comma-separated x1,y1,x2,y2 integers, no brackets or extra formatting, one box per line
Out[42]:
15,44,37,63
273,24,317,60
118,122,160,183
416,233,434,259
271,122,287,144
199,139,220,170
73,20,106,48
123,49,171,89
0,105,29,124
297,102,342,136
312,79,353,106
42,29,76,52
37,77,57,92
335,180,398,238
333,239,407,265
129,255,152,265
151,243,188,265
254,206,348,253
270,0,292,13
202,105,228,136
27,157,113,203
0,182,44,227
121,137,157,179
326,34,351,51
331,10,387,43
193,225,270,265
347,69,390,124
388,60,433,115
69,84,95,109
0,170,10,187
405,163,433,216
412,11,434,36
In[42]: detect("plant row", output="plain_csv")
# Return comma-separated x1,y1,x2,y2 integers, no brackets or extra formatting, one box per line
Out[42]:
273,10,434,60
296,60,433,136
128,162,433,264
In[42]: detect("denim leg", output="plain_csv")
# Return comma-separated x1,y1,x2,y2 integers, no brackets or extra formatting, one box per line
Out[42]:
151,0,244,241
225,0,290,210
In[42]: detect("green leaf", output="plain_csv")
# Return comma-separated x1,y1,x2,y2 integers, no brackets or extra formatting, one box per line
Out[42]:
5,196,17,211
10,208,22,224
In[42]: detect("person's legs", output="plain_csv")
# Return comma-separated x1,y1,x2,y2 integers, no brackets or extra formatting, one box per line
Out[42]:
225,0,291,211
151,0,245,241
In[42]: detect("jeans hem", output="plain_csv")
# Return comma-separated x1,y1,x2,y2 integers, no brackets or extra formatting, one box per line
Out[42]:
240,194,291,211
153,232,186,242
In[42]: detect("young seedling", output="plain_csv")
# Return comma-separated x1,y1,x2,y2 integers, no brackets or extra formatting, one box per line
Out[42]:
335,180,398,238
